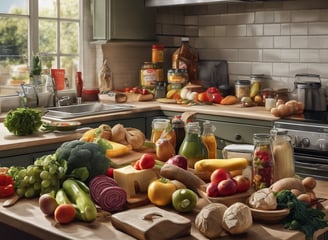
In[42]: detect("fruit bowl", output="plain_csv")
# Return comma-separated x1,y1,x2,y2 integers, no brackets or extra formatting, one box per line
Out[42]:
198,189,253,206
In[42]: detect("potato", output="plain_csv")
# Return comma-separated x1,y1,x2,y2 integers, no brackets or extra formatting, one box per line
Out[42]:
302,177,317,190
270,177,306,194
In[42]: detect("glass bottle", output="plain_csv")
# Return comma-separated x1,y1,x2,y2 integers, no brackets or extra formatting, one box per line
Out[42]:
271,129,295,181
252,133,275,190
179,122,207,168
201,121,217,159
172,115,185,154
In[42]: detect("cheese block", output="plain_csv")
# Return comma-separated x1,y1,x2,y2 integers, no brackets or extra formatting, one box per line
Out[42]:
113,165,158,205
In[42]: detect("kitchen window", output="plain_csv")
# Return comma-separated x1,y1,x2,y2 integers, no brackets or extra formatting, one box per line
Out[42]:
0,0,82,97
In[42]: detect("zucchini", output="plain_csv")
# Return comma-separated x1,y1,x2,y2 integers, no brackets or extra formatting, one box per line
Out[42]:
194,158,249,172
56,188,83,220
62,179,97,222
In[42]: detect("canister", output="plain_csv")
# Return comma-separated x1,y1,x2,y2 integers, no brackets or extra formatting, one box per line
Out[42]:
235,80,250,99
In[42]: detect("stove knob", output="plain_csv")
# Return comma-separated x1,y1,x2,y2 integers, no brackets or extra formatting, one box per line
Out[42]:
301,138,310,148
317,139,328,151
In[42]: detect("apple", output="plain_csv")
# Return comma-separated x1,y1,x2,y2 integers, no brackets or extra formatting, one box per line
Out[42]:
210,168,232,184
217,178,237,196
166,155,188,170
233,175,251,193
206,182,219,197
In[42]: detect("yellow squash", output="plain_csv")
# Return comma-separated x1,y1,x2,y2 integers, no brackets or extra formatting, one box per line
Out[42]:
105,140,132,158
194,158,248,172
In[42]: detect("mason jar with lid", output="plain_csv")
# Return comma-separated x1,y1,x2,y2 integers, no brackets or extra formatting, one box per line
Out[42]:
235,80,250,99
140,62,157,89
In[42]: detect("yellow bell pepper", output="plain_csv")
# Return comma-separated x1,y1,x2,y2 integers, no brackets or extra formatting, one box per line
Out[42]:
147,178,176,207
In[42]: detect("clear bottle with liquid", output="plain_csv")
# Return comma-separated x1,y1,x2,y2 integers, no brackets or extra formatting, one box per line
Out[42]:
179,122,207,168
201,121,217,159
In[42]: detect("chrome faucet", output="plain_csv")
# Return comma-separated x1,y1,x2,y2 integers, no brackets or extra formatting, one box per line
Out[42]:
49,77,72,107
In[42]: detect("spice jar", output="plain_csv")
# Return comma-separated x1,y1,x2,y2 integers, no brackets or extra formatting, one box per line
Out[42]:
179,122,207,168
152,44,164,63
235,80,250,99
252,133,275,190
271,129,294,181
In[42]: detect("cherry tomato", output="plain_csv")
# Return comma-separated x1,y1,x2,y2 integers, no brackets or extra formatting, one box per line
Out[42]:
141,88,150,95
132,86,141,93
105,168,115,178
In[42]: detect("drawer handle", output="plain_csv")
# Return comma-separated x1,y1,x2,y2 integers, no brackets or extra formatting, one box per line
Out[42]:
234,134,242,141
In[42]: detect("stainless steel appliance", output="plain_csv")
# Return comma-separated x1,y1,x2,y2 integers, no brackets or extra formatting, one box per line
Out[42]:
274,112,328,180
292,74,327,111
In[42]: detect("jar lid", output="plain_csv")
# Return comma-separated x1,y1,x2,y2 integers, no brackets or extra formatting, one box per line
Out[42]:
235,80,250,85
152,44,164,50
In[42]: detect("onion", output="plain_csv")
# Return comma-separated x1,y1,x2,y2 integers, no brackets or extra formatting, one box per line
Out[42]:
98,186,127,212
89,175,118,205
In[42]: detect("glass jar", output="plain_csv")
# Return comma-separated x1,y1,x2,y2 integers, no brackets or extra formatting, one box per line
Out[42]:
140,62,157,90
152,44,164,63
252,133,275,190
151,119,176,148
235,80,250,99
201,121,217,159
179,122,207,168
167,69,188,85
271,129,294,181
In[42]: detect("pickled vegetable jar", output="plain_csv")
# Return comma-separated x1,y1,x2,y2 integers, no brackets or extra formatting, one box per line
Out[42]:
252,133,274,190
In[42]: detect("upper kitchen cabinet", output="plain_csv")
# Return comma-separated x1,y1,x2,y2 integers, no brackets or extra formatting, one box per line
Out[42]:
92,0,156,41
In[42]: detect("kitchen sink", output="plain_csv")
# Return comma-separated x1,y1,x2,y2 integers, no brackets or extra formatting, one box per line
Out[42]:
45,102,135,119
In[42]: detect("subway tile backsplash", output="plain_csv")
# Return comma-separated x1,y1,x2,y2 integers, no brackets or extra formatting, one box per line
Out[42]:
156,0,328,90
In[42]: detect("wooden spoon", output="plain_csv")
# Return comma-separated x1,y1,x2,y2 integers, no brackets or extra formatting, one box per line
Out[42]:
2,194,22,207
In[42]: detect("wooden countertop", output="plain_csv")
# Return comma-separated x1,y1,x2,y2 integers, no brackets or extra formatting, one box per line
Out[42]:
0,101,278,152
0,180,327,240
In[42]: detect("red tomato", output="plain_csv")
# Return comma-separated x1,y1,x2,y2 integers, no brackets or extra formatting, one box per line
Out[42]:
206,87,220,94
123,87,131,93
139,153,156,169
141,88,150,95
211,92,223,104
197,92,210,102
105,168,115,178
132,86,141,94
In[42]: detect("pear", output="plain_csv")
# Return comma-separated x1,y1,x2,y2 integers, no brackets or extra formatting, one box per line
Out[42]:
155,137,175,162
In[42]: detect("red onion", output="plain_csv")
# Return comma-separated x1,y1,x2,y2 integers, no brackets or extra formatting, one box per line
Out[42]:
98,186,127,212
89,175,118,205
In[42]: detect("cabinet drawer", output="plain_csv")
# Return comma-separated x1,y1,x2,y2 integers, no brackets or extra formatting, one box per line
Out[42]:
210,121,270,145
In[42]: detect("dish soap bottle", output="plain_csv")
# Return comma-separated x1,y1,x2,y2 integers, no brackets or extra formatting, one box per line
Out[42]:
201,121,217,159
179,122,207,168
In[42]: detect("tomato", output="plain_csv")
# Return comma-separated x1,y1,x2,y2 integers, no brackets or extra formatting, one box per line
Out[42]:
171,188,198,213
206,87,220,94
105,168,115,178
197,92,210,102
123,87,132,93
139,153,156,169
132,86,141,94
211,92,223,104
147,178,176,207
134,160,142,170
0,174,15,198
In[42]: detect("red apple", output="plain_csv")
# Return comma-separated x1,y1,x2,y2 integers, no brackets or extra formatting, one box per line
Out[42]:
206,182,219,197
233,175,251,193
210,168,232,184
217,178,237,196
166,155,188,170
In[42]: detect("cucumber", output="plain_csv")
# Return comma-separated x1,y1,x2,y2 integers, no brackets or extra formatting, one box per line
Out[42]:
62,179,97,222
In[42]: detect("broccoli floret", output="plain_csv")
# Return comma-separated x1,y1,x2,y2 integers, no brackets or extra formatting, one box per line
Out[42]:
55,140,111,182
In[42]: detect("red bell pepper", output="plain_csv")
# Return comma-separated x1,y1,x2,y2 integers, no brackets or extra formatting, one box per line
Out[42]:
0,174,15,198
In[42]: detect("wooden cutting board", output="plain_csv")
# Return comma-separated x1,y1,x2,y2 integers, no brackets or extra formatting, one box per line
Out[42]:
111,206,191,240
110,148,156,166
